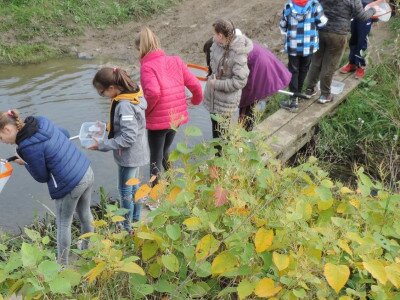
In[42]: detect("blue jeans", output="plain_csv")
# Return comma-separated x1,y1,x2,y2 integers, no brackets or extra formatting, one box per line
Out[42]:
118,165,141,231
349,18,372,67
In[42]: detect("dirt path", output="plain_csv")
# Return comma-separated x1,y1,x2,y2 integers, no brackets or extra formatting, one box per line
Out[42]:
57,0,286,68
56,0,393,70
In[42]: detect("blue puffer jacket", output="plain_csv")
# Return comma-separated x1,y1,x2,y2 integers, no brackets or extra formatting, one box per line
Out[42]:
16,116,90,199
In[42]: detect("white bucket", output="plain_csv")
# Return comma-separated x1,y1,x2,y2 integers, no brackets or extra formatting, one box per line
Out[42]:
317,80,345,95
368,1,392,22
0,161,13,194
79,122,106,148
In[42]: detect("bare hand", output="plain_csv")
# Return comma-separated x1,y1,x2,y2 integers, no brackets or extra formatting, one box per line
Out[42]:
88,138,99,150
14,159,25,165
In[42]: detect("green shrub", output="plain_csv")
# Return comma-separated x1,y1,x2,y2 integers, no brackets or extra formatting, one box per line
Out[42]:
1,125,399,299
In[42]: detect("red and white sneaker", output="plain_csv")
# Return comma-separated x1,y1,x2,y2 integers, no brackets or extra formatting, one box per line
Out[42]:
355,67,366,79
340,63,357,74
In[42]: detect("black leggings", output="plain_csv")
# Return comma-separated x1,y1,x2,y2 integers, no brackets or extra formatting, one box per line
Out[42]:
147,129,177,182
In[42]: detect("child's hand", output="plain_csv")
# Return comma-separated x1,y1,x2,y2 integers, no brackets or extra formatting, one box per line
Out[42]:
13,154,25,165
88,138,99,150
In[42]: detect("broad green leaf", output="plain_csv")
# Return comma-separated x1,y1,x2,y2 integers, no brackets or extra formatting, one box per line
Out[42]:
161,254,179,273
176,142,192,154
272,252,290,271
24,228,41,242
237,279,254,300
211,251,238,276
38,260,61,282
148,262,162,278
184,126,202,137
254,278,282,298
21,242,42,267
293,288,307,298
134,284,154,296
195,234,219,261
49,276,71,294
317,186,333,201
317,199,333,211
41,236,50,245
254,228,274,253
323,263,350,293
153,279,176,293
166,224,181,241
363,260,388,284
136,232,155,240
195,261,212,278
142,240,158,261
59,269,81,287
116,262,145,275
188,282,210,297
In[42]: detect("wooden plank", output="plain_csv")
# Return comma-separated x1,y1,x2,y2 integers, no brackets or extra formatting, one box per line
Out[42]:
258,72,360,163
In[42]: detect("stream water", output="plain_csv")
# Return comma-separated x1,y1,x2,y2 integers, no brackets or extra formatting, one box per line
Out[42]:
0,58,212,232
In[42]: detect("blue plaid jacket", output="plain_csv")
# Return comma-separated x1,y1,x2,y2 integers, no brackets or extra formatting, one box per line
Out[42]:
280,0,328,57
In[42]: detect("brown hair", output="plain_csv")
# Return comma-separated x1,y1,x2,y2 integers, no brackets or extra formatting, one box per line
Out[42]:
135,27,161,59
212,18,236,78
92,67,139,93
0,109,24,131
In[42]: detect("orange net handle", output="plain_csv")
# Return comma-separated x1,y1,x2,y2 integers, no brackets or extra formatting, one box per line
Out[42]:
187,64,209,81
0,162,13,179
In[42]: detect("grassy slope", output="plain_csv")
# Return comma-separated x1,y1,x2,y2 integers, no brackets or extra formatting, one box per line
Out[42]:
0,0,178,64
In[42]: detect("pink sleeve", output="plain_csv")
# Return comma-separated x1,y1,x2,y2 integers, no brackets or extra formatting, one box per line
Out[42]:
140,66,161,114
180,59,203,105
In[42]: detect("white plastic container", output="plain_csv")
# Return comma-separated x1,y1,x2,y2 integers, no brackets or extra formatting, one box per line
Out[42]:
317,80,345,95
79,122,106,148
0,161,13,194
368,1,392,22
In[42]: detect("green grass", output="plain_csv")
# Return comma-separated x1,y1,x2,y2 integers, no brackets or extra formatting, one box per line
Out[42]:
0,0,179,64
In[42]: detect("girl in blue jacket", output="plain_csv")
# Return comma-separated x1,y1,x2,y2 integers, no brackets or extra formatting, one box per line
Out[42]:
0,109,94,265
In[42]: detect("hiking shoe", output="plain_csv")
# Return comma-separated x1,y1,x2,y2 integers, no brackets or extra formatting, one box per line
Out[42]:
340,63,357,74
318,94,334,104
355,67,366,79
305,87,318,97
280,97,299,113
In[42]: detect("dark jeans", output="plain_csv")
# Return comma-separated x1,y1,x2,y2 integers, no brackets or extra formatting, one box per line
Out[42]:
349,18,372,67
147,129,176,182
306,31,347,97
239,103,256,131
288,55,312,94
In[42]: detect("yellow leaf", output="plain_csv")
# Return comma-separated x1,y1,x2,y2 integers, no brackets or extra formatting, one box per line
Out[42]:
111,215,125,223
346,232,365,245
273,252,290,271
134,184,152,201
385,263,400,288
363,260,388,284
126,177,140,186
85,261,106,283
349,198,360,209
183,217,202,230
149,175,157,183
303,185,316,197
211,251,238,275
149,183,163,200
254,228,274,253
79,232,95,239
338,239,353,256
226,206,250,216
340,187,354,194
92,220,108,228
336,203,347,214
324,263,350,293
252,217,268,227
339,297,353,300
116,262,145,275
195,234,219,261
166,186,181,202
317,199,333,211
254,278,282,298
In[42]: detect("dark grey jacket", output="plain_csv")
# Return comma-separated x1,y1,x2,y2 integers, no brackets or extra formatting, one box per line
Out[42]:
98,99,149,167
319,0,376,35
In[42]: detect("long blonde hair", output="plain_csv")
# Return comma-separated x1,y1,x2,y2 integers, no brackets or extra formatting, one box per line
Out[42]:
135,27,161,59
0,109,24,131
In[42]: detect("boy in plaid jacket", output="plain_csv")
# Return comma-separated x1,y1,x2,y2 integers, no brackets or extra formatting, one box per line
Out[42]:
279,0,327,112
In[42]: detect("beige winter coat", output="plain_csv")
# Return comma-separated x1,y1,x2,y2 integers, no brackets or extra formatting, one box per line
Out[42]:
204,35,253,115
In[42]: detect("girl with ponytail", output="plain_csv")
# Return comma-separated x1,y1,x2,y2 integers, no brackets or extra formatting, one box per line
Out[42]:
91,67,149,233
0,109,94,265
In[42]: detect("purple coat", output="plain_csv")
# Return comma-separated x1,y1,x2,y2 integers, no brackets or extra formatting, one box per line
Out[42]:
239,42,291,108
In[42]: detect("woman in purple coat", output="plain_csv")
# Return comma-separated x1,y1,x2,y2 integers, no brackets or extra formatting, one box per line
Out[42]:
204,34,291,131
